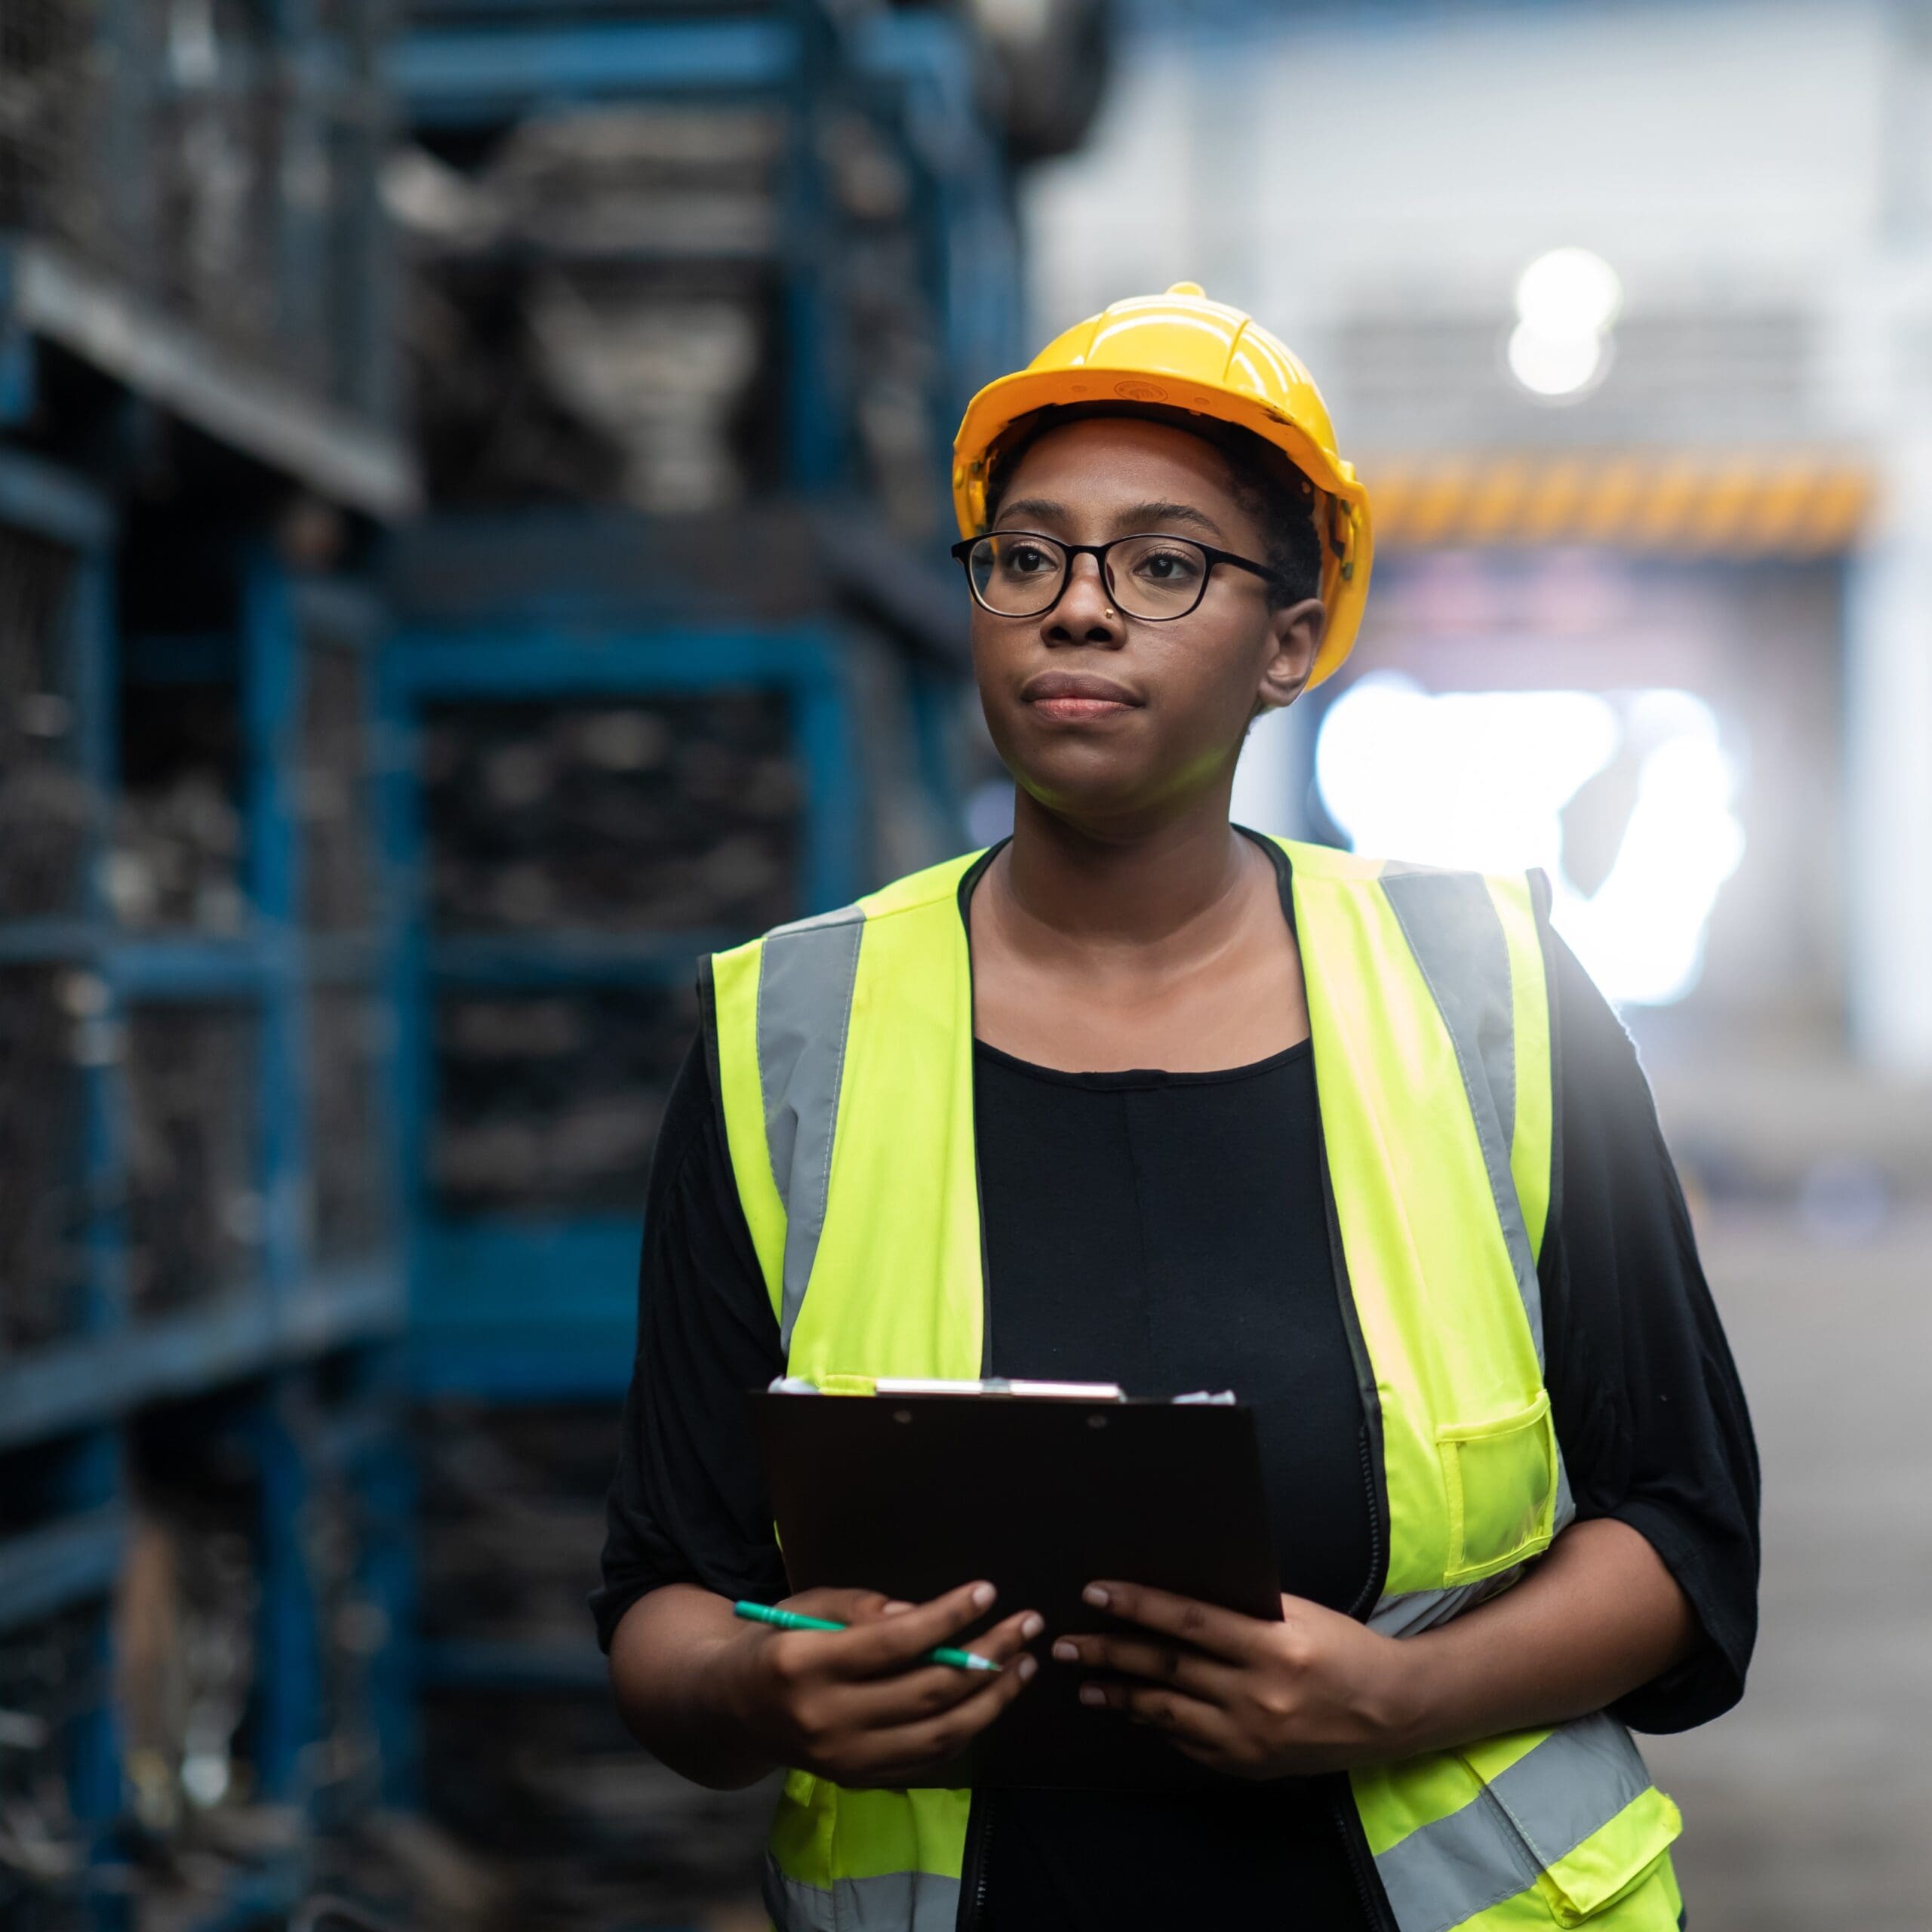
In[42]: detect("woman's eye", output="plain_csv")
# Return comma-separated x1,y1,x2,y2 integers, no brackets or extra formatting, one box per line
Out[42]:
1134,547,1202,583
1003,545,1054,575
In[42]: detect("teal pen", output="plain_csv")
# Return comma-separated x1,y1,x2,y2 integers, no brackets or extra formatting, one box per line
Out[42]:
733,1599,1001,1672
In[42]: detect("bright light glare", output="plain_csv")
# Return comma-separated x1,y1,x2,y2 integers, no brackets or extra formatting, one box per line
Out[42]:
1514,247,1622,338
1315,674,1745,1007
1508,248,1620,399
1506,320,1606,398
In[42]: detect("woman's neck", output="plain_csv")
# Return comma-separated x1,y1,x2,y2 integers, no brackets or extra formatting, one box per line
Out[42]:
995,788,1259,960
969,788,1306,1072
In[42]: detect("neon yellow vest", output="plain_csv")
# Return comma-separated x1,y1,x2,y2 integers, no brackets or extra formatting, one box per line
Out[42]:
708,839,1687,1932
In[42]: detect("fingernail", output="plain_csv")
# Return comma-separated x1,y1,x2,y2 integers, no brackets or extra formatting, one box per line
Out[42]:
1078,1683,1104,1706
1051,1639,1078,1663
884,1601,913,1614
1082,1584,1109,1609
1020,1613,1044,1641
1017,1656,1038,1681
971,1582,997,1611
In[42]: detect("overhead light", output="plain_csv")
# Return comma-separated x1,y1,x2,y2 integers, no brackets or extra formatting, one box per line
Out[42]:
1506,247,1620,401
1506,319,1609,398
1515,247,1622,339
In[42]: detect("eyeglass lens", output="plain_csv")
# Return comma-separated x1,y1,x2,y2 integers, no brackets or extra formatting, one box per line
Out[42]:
968,534,1210,619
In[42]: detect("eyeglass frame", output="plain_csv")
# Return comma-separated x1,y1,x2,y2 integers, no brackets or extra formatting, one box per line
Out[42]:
947,530,1296,622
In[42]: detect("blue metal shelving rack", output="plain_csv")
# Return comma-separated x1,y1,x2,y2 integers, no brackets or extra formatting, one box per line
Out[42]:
391,0,1023,494
383,0,1020,1400
383,610,866,1402
381,11,1023,1773
0,3,420,1915
0,443,414,1924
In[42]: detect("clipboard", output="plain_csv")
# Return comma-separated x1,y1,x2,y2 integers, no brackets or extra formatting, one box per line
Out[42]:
753,1386,1281,1789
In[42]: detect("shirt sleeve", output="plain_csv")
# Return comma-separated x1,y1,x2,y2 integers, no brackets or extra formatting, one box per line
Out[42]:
1538,921,1763,1734
589,1002,789,1654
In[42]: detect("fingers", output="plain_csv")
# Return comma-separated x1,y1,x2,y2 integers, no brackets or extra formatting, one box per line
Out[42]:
839,1643,1039,1782
1075,1675,1232,1752
837,1608,1043,1729
781,1587,902,1626
819,1580,1003,1681
1081,1581,1260,1663
1050,1629,1232,1702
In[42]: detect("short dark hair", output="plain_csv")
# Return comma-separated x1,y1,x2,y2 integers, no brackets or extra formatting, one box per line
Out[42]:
982,400,1324,608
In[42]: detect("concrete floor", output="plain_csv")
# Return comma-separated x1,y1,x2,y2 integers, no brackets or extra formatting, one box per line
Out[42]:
1638,1206,1932,1931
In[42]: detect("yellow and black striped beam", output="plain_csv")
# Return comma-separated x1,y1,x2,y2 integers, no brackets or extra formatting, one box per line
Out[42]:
1362,452,1875,558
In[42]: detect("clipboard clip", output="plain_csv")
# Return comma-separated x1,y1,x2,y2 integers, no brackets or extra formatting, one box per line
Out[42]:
768,1375,1235,1404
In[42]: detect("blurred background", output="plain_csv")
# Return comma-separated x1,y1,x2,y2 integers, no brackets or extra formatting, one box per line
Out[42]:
0,0,1925,1927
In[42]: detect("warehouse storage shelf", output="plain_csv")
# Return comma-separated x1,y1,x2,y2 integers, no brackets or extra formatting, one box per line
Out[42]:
384,611,865,1404
409,1221,645,1396
0,1266,403,1459
0,0,411,491
0,405,411,1923
428,928,744,983
391,0,1020,519
0,927,388,983
0,239,418,523
0,1506,125,1635
419,1635,609,1693
394,14,807,119
384,503,970,665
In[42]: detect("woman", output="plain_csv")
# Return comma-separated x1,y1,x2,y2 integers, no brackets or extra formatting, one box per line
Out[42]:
595,284,1759,1931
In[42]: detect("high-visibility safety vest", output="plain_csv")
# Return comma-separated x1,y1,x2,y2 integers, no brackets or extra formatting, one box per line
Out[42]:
707,838,1688,1932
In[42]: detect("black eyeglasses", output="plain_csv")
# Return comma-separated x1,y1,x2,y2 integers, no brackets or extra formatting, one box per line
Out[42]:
949,530,1291,621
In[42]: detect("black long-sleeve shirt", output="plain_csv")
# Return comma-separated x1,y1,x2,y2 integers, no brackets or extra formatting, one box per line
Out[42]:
593,838,1760,1927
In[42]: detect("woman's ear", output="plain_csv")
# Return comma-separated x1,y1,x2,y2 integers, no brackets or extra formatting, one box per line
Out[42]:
1254,596,1327,714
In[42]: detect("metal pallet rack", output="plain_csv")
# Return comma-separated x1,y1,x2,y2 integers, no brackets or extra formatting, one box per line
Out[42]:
381,508,957,1924
0,0,410,515
377,9,1023,1915
1,0,418,1919
384,522,871,1403
381,0,1020,1389
0,446,413,1928
390,0,1020,519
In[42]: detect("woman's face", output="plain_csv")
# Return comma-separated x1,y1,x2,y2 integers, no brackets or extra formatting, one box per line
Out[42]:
969,414,1325,832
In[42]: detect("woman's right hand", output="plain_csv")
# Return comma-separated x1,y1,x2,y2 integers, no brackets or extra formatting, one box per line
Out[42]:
719,1580,1041,1786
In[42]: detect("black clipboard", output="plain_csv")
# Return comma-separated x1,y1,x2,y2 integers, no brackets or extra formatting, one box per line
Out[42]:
754,1389,1281,1789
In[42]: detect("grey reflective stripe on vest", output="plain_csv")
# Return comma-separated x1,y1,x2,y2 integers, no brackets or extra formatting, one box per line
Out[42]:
763,1856,961,1932
756,903,866,1351
1372,863,1575,1634
1374,1713,1655,1932
1369,1565,1520,1639
1378,863,1541,1358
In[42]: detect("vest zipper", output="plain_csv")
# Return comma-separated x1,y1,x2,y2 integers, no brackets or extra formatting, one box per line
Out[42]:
1312,1106,1390,1623
957,1786,994,1931
957,845,1004,1379
1331,1777,1400,1932
1313,1056,1398,1932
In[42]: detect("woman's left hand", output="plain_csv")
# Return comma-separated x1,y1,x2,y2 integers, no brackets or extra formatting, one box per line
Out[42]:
1052,1580,1423,1778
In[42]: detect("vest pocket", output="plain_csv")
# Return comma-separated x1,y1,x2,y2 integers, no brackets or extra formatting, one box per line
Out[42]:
1532,1786,1683,1924
1435,1389,1557,1586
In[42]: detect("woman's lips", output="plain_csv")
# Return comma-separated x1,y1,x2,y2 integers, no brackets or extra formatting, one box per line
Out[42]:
1031,694,1136,721
1021,674,1142,722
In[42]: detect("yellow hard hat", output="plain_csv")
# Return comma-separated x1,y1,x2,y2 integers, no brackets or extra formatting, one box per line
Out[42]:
951,281,1372,685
